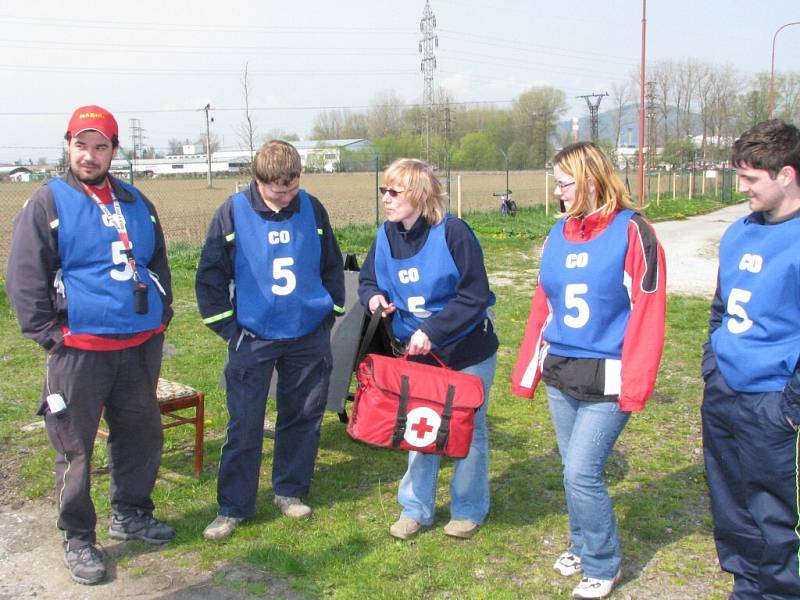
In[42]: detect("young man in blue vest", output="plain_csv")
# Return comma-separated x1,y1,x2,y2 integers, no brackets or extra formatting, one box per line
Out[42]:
6,105,174,585
196,140,345,540
701,119,800,599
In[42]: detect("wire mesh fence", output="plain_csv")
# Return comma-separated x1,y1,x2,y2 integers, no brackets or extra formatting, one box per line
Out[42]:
0,167,738,277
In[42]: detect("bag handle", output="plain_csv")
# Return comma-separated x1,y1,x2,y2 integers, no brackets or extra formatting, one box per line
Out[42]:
355,305,386,366
401,349,448,369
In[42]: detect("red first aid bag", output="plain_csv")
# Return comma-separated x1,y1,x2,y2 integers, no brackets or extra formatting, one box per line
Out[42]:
346,347,484,459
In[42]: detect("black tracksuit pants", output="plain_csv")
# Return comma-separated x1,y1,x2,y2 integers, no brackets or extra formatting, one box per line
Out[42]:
42,334,164,550
702,360,800,600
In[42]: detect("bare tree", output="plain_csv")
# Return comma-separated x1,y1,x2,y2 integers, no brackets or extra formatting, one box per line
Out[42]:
263,128,300,142
236,62,258,160
610,80,633,148
367,90,405,139
311,109,343,139
167,138,184,155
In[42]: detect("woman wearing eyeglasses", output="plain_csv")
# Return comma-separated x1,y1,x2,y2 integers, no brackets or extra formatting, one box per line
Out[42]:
511,142,666,599
358,158,498,541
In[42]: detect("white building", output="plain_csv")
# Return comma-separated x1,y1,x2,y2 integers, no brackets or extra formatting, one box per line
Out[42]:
110,139,371,177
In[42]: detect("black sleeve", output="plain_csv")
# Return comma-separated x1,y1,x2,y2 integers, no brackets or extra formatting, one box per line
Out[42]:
420,218,493,346
195,200,239,341
701,271,724,378
5,186,64,351
311,197,345,312
139,194,173,326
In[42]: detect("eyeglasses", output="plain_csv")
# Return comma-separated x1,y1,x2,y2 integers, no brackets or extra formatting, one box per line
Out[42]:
555,180,575,190
379,186,404,197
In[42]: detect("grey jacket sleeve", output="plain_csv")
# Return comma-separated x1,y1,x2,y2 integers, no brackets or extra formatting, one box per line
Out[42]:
5,186,65,351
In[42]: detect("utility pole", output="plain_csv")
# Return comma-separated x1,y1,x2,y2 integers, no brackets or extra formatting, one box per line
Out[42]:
203,103,213,188
442,104,451,197
645,81,657,169
576,93,608,143
637,0,647,206
419,0,438,162
128,118,145,170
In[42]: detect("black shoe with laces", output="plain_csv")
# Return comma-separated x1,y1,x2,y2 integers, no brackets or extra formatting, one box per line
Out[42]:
108,509,175,544
64,543,106,585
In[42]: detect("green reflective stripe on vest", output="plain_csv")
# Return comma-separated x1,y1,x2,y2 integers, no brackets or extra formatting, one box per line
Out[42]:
333,304,345,314
49,218,59,229
225,232,236,242
203,309,234,324
150,215,157,223
317,228,323,235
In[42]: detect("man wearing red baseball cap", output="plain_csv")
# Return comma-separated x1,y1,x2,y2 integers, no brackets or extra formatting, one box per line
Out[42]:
6,105,174,585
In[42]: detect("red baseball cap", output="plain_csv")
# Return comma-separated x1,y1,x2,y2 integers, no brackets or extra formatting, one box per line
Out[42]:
67,105,119,141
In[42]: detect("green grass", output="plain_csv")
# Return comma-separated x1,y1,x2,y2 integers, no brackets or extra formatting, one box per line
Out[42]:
0,196,739,598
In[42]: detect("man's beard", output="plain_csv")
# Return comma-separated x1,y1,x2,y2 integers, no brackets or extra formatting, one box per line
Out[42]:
74,165,109,187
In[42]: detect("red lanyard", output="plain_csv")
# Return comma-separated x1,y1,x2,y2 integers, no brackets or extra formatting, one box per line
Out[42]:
83,181,140,283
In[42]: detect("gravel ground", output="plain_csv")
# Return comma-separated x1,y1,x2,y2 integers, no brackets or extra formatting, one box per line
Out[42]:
653,202,749,297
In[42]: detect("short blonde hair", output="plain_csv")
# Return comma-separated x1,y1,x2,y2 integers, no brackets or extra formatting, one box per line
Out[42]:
553,142,636,218
252,140,301,184
383,158,447,225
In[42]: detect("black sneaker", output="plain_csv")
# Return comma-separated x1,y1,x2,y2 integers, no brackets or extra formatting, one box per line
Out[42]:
64,543,106,585
108,509,175,544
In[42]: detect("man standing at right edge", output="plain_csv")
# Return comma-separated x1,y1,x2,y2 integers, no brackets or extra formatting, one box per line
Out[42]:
701,119,800,599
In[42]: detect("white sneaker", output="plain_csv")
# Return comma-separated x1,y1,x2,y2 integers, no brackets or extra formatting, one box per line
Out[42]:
553,551,583,576
274,495,312,519
572,570,622,599
203,515,242,540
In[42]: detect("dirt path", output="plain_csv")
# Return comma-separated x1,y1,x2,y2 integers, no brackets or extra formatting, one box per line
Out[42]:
653,202,749,297
0,428,304,600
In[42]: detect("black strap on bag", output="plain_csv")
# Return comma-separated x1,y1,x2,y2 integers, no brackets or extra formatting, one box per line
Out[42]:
435,384,456,451
391,375,411,448
355,306,386,367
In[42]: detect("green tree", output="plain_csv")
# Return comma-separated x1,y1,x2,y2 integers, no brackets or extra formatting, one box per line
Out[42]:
661,139,695,166
507,142,530,170
452,132,500,170
372,131,423,167
514,86,567,167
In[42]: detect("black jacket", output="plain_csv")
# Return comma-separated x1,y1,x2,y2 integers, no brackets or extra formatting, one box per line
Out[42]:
195,181,345,341
358,215,498,370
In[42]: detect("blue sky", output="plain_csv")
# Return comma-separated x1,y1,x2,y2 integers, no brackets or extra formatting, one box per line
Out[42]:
1,0,798,162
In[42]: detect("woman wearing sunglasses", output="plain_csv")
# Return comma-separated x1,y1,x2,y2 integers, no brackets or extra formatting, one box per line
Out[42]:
358,158,498,541
511,142,666,599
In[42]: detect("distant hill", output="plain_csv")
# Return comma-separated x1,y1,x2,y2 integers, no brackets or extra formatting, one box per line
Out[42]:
558,104,700,145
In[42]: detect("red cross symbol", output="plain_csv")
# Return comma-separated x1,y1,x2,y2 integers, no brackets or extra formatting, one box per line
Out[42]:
410,417,434,439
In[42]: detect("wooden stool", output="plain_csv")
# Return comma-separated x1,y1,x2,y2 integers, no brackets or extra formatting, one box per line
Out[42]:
97,378,204,477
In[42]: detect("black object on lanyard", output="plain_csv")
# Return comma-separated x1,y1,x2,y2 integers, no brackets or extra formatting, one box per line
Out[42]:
85,182,149,314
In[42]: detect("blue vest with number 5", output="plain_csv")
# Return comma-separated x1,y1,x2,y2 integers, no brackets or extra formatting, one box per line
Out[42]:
539,210,633,359
232,190,332,340
50,178,162,334
374,214,485,345
712,216,800,392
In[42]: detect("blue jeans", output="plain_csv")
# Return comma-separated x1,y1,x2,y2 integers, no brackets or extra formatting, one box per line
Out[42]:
546,385,630,579
397,354,496,526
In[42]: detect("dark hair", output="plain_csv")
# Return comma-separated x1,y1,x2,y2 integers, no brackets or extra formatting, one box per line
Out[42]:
64,131,120,149
731,119,800,178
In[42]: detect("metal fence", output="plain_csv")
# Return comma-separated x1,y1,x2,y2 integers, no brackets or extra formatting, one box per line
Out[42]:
0,167,738,277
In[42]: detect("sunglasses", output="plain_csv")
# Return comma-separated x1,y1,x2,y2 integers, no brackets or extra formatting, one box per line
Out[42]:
379,186,404,197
